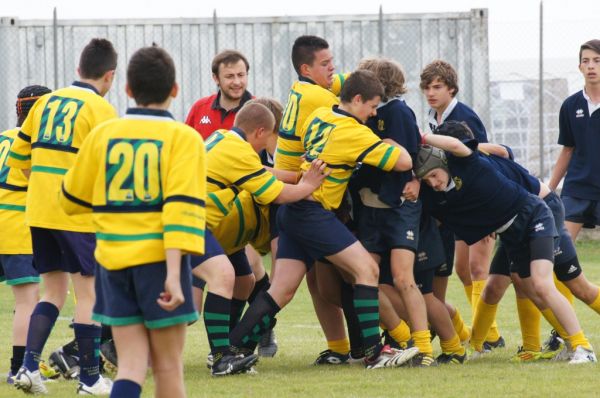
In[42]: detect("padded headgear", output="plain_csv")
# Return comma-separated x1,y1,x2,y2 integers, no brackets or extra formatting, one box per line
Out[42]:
435,120,474,140
415,144,449,179
16,85,51,126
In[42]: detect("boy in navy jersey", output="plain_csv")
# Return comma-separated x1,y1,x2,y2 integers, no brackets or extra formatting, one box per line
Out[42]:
420,60,502,349
549,39,600,241
418,124,596,364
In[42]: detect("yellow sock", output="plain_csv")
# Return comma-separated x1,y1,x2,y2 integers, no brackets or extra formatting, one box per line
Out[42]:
540,308,568,339
451,308,471,343
554,274,575,305
566,330,592,351
516,297,541,352
411,329,433,357
327,338,350,355
440,333,466,356
389,320,411,345
472,279,501,342
464,284,473,305
470,298,498,352
587,290,600,315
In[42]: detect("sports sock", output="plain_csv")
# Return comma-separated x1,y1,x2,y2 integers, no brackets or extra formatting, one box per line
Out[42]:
516,297,541,352
586,290,600,315
229,291,280,352
341,281,363,357
229,298,246,330
327,338,350,355
540,308,568,339
11,346,25,375
472,280,501,342
470,298,498,352
74,323,101,387
100,324,113,343
62,339,79,357
411,329,433,357
248,274,270,304
203,292,232,354
23,301,59,371
554,274,574,305
388,320,411,346
566,330,592,351
451,308,470,343
440,334,466,356
464,284,473,305
111,379,142,398
353,284,381,359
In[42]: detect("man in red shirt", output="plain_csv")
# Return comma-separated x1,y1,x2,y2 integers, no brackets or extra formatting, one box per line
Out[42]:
186,50,253,139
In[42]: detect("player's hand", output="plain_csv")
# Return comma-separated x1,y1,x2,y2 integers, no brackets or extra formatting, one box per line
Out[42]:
301,159,330,188
157,276,185,311
403,177,421,202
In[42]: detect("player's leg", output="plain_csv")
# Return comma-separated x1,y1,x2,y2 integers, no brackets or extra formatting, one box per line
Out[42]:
454,240,472,303
149,324,187,398
511,275,543,361
110,324,148,398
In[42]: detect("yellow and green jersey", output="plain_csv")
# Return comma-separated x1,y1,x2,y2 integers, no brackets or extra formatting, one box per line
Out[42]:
7,82,117,232
275,73,348,171
299,106,401,211
0,128,32,254
59,108,206,271
205,127,283,230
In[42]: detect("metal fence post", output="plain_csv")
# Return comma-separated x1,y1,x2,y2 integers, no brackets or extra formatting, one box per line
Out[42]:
53,7,58,90
378,5,383,56
538,0,544,179
213,9,218,54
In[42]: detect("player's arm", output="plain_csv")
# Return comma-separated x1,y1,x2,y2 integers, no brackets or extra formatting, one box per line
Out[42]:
157,248,184,311
6,102,39,173
59,131,97,215
422,133,471,157
272,159,328,204
264,166,301,184
382,138,413,171
548,146,574,191
478,143,510,158
162,134,207,256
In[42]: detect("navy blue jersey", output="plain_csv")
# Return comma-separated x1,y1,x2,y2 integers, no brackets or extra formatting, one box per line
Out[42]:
421,146,528,244
558,90,600,200
480,152,541,195
354,98,420,207
429,101,488,143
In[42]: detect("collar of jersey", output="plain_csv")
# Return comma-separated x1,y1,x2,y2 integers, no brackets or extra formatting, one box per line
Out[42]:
211,90,253,111
124,108,175,121
582,88,600,115
71,81,99,95
230,126,247,141
298,76,317,85
332,105,363,124
378,95,403,109
427,97,458,130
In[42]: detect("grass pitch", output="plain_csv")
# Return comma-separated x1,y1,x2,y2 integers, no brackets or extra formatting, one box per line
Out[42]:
1,241,600,397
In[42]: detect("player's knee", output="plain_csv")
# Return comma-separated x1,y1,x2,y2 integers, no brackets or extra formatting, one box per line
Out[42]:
482,282,504,304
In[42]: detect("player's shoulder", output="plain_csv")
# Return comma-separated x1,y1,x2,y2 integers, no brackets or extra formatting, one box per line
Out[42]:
0,127,19,139
562,90,585,108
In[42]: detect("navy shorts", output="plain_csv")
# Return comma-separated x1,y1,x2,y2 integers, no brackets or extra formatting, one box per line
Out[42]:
92,259,198,329
434,224,455,277
545,192,580,281
276,201,357,269
189,230,225,289
561,195,600,228
415,268,435,295
415,216,447,273
0,254,40,285
269,204,280,240
30,227,96,276
499,195,558,278
358,200,421,254
228,249,253,277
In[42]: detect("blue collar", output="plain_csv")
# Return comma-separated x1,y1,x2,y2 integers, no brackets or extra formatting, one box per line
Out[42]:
231,126,247,141
332,105,363,125
72,81,100,95
299,76,317,85
126,108,174,119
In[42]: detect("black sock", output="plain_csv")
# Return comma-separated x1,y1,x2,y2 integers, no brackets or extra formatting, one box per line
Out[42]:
62,339,79,357
341,281,364,358
203,292,232,355
11,346,25,375
100,324,112,343
229,298,246,331
248,274,271,304
230,291,279,352
353,284,381,359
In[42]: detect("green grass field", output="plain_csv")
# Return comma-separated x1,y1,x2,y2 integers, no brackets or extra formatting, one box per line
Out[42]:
2,241,600,397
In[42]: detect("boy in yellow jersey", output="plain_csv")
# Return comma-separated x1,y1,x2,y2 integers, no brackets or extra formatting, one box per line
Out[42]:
59,45,204,398
230,70,420,369
191,102,327,375
9,38,117,396
277,35,354,365
0,85,51,383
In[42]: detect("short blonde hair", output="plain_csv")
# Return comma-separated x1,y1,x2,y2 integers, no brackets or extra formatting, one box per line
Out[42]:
247,97,283,133
357,57,407,101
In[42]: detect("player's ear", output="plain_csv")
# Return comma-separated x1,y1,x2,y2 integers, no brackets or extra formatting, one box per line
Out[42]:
299,63,310,77
211,73,220,86
170,82,179,99
125,83,134,99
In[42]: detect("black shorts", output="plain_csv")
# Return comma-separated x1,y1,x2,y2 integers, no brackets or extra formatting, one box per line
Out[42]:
434,224,455,277
30,227,96,276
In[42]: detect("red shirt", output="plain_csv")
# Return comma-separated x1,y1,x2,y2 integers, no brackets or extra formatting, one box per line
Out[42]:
185,90,253,139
